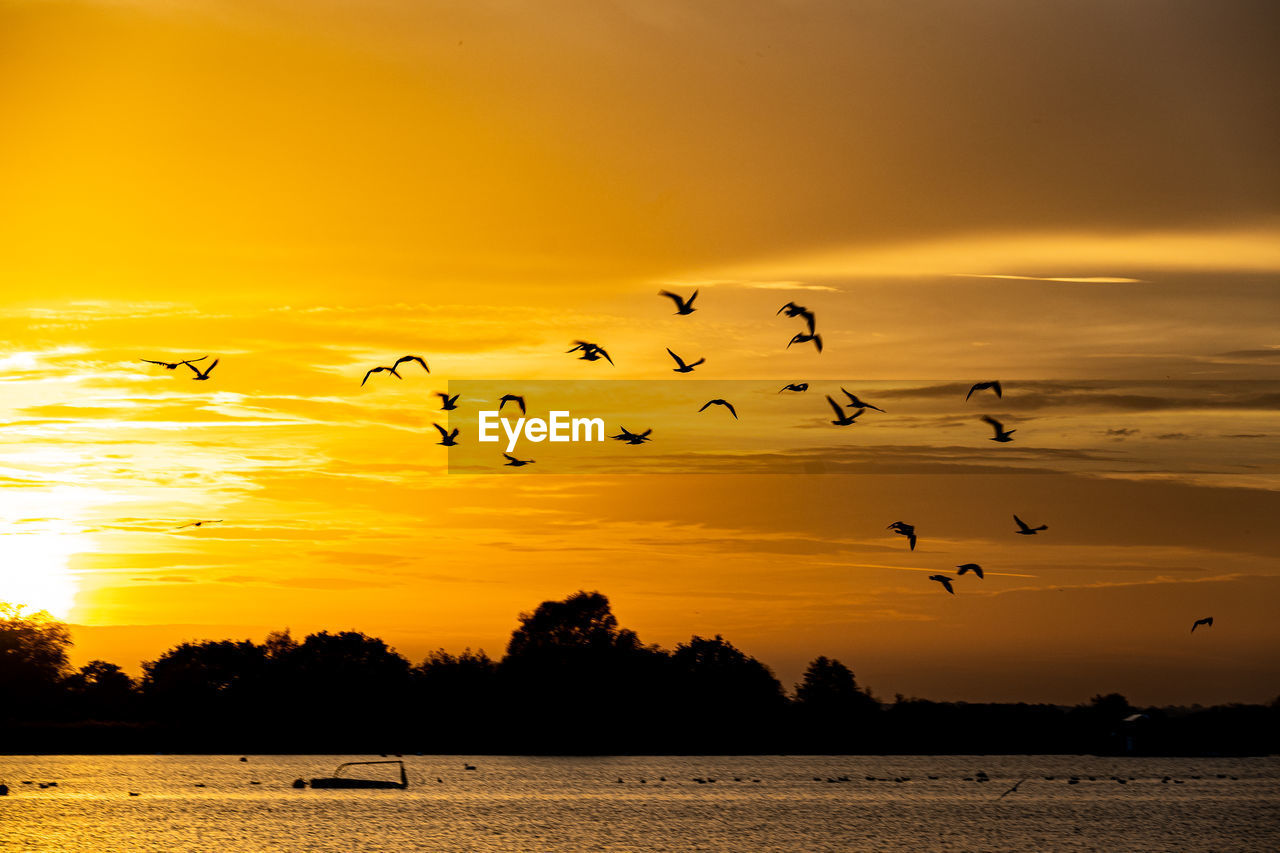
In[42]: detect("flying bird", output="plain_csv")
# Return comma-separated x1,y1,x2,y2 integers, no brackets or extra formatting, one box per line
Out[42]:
825,395,863,426
788,333,823,353
1013,514,1047,535
435,392,459,410
667,348,705,373
610,427,652,445
966,380,1003,401
928,574,955,594
184,359,219,381
778,383,809,393
433,423,459,446
658,289,698,315
361,365,401,386
699,399,738,419
498,394,527,415
567,341,613,364
1190,616,1214,633
174,520,222,530
503,454,535,467
393,355,429,374
777,302,817,335
841,388,885,412
142,356,206,370
981,415,1015,442
956,563,985,579
887,521,917,550
998,777,1029,799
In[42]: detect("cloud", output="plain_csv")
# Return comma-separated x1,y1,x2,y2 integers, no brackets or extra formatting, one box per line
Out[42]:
659,279,839,292
953,274,1145,284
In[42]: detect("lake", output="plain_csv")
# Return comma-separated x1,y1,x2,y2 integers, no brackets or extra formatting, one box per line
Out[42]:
2,755,1277,851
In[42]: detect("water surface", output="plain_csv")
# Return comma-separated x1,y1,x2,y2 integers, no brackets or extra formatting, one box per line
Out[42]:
2,755,1277,851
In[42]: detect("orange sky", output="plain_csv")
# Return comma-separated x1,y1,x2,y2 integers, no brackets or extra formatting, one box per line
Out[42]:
1,0,1278,704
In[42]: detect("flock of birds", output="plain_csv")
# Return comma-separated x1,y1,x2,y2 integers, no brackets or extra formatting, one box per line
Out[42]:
138,289,1217,629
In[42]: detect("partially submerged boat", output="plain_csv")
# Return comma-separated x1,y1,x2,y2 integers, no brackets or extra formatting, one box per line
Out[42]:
308,760,408,789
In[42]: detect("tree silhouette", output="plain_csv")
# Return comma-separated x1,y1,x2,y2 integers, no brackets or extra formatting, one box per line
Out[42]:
502,591,669,751
795,656,877,710
671,635,786,749
141,639,267,720
63,660,137,721
792,657,881,750
0,604,72,717
506,591,637,658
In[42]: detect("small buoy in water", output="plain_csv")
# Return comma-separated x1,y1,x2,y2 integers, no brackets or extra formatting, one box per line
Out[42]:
239,757,248,763
292,779,306,789
0,784,8,796
436,778,443,784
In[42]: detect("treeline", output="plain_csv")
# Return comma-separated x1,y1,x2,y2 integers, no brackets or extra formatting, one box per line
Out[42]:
1,596,1276,755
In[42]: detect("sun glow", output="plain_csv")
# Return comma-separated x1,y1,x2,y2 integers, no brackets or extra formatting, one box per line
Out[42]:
0,529,89,620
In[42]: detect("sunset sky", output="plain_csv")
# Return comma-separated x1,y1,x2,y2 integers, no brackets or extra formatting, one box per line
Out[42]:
2,0,1278,705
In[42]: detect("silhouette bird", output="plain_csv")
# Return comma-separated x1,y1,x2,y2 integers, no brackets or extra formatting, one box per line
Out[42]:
1191,616,1214,633
567,341,613,365
826,395,863,426
1013,514,1047,535
184,359,219,381
666,348,704,373
928,574,955,594
777,302,817,334
610,426,652,445
503,454,535,467
658,289,698,315
361,365,402,386
998,777,1029,799
498,394,527,415
142,356,206,370
956,563,984,579
788,333,823,353
778,383,809,393
174,520,222,530
436,392,460,410
433,423,459,446
841,388,885,412
699,399,738,419
392,355,429,374
887,521,917,550
966,380,1003,400
981,415,1015,442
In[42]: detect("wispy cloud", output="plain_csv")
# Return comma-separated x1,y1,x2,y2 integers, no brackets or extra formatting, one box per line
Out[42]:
953,274,1145,284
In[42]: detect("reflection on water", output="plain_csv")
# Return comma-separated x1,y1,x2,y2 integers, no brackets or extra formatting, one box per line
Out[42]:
1,755,1277,852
